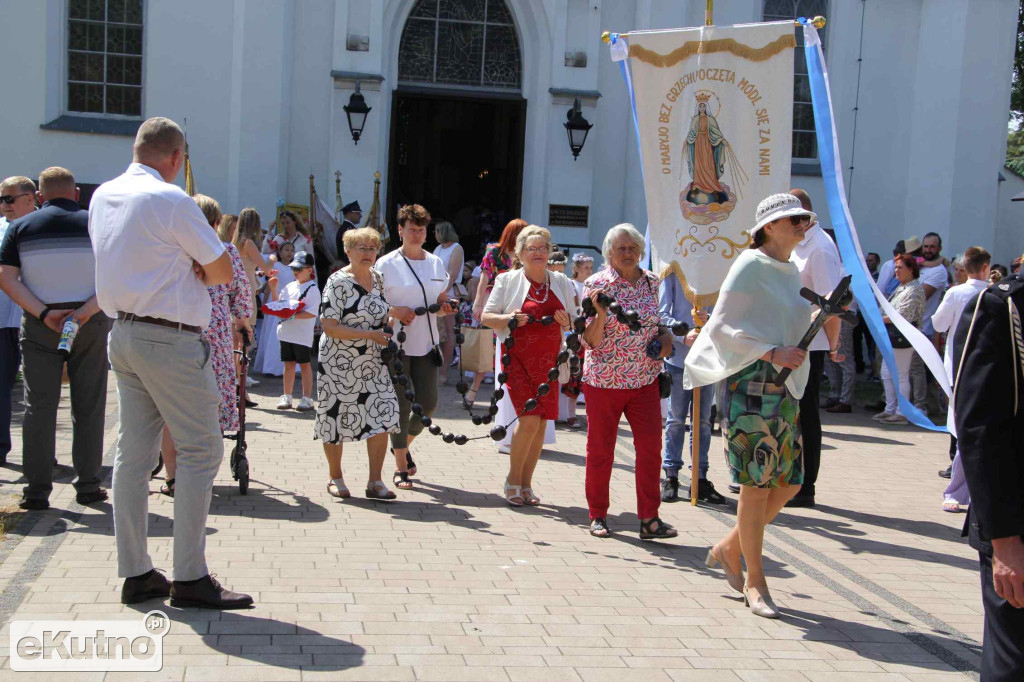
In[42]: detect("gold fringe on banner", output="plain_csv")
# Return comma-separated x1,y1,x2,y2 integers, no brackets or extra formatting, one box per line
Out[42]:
628,34,796,68
659,261,721,309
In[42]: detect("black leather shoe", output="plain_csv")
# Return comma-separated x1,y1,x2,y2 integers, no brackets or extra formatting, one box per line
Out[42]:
786,494,815,508
121,568,171,604
693,479,726,504
76,489,109,505
661,476,679,502
938,466,952,479
244,398,259,408
18,496,49,511
171,574,254,610
820,398,839,410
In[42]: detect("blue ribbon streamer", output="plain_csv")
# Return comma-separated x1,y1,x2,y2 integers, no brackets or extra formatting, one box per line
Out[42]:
800,19,944,431
615,50,655,270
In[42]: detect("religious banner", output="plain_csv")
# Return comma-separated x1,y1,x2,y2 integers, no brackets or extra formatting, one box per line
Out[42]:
611,22,795,305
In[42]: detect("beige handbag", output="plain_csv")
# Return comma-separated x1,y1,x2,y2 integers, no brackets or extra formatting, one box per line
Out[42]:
460,327,496,374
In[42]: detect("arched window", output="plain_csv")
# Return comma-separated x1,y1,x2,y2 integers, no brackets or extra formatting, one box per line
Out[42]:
763,0,829,161
398,0,522,89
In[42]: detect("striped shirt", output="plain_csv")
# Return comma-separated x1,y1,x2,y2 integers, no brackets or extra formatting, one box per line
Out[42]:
0,198,95,305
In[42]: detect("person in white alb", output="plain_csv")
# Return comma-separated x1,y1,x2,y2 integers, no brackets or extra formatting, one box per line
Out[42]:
785,189,844,509
931,246,990,513
89,117,253,610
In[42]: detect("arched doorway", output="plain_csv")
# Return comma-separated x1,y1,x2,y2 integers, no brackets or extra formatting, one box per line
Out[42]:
387,0,527,259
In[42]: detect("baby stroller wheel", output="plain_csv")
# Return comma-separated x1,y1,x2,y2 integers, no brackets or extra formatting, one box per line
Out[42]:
151,452,164,479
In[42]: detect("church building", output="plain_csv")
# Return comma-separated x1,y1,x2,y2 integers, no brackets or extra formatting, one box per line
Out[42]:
4,0,1022,261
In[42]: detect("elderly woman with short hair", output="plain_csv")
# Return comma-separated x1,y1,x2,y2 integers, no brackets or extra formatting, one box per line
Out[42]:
316,227,400,499
483,226,577,506
581,224,676,540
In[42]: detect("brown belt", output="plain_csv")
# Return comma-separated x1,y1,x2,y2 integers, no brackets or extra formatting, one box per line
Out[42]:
117,312,201,335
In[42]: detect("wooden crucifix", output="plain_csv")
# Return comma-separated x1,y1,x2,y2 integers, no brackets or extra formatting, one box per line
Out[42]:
773,274,858,387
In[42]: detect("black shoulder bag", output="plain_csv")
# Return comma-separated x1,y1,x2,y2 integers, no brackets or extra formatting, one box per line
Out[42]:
401,256,444,367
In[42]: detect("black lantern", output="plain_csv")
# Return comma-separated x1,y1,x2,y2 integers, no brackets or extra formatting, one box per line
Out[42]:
344,81,371,145
564,97,592,161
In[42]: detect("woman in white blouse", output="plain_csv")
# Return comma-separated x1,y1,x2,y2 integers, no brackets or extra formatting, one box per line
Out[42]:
482,225,577,506
433,221,464,384
376,204,455,490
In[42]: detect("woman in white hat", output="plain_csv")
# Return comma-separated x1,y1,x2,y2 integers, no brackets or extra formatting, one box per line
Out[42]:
684,192,840,618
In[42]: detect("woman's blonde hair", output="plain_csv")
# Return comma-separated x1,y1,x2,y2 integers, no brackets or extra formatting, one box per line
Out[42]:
233,208,261,248
342,227,382,253
192,194,221,228
512,225,551,267
217,214,237,243
435,221,458,244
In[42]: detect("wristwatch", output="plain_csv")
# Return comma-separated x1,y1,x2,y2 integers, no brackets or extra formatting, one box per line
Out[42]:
38,307,52,322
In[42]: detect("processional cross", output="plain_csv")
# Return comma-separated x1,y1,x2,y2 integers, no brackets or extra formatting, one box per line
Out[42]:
773,274,858,387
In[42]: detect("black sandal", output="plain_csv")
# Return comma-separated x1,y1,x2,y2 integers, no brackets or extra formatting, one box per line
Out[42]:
393,471,413,490
639,516,678,541
589,517,610,537
159,478,175,498
406,453,417,477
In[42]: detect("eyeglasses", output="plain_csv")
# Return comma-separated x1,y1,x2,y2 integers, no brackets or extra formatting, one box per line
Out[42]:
523,246,550,255
349,245,378,254
613,246,641,255
0,193,32,205
787,214,811,226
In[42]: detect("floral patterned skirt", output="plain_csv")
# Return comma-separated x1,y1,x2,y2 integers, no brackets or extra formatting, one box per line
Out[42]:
722,360,803,488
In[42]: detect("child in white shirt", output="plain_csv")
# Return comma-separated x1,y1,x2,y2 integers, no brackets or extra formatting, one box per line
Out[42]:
268,251,320,411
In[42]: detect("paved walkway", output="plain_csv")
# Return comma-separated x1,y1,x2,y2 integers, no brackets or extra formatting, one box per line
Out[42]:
0,371,982,681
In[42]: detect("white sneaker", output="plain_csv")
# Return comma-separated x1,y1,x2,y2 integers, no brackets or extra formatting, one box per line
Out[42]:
245,375,261,388
872,411,890,421
498,444,510,454
296,396,315,411
276,395,293,410
880,413,908,424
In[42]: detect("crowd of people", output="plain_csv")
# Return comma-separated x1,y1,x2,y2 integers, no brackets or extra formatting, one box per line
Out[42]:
0,116,1021,677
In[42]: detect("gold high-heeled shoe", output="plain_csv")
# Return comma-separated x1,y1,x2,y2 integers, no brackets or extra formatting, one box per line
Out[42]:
743,587,780,619
705,546,744,594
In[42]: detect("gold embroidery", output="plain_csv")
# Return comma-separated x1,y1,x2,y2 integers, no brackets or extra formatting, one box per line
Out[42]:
674,225,751,261
657,261,722,309
629,34,796,67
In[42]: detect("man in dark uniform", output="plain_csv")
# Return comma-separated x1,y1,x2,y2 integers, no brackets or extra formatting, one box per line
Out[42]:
334,201,362,265
953,272,1024,681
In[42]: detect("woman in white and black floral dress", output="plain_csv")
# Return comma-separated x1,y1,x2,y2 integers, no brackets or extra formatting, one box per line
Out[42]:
316,228,400,500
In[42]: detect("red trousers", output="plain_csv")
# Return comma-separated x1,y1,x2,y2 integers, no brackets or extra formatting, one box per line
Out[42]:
582,380,663,520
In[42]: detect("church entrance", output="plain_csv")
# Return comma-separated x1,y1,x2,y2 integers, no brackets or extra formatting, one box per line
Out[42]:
387,0,525,261
386,91,526,260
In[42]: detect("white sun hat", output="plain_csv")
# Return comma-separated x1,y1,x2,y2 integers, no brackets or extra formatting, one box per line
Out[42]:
750,193,817,238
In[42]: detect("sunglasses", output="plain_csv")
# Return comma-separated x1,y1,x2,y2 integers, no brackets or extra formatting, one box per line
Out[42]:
787,214,811,226
0,193,32,205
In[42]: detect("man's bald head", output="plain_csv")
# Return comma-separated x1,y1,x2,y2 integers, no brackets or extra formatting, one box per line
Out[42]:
789,188,813,212
133,117,185,182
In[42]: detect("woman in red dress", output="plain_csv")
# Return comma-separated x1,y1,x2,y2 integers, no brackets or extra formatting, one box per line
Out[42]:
482,226,578,506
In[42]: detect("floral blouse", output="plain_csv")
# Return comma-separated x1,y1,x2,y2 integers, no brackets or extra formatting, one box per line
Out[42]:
889,278,926,327
581,267,663,389
480,244,512,293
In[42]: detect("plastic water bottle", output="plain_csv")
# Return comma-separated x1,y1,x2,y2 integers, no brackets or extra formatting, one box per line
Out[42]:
57,319,80,358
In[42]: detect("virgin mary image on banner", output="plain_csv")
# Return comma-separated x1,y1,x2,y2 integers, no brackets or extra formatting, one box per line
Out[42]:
685,94,728,204
681,91,747,226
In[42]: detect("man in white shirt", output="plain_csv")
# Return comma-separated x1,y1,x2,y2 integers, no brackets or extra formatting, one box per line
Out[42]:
911,232,950,413
932,246,989,491
786,189,844,508
0,176,36,465
89,117,252,610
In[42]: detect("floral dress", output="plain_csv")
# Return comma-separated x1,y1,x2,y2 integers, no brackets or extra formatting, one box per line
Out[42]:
315,269,400,443
204,243,254,432
480,245,512,294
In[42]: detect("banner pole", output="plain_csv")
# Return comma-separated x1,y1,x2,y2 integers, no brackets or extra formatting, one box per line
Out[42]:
690,307,706,506
705,0,713,26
